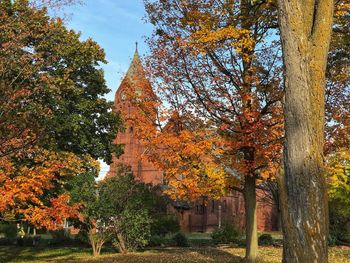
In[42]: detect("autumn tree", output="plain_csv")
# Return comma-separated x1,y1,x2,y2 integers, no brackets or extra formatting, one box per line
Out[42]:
142,1,284,261
276,0,334,261
327,151,350,217
132,107,228,201
325,0,350,154
0,0,122,228
326,150,350,245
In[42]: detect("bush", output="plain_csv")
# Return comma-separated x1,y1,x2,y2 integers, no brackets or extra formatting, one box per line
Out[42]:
74,230,90,245
51,229,70,239
172,232,189,247
211,223,241,244
329,221,350,245
0,238,15,245
151,214,180,236
329,202,350,245
17,236,41,246
48,230,72,246
258,233,273,246
0,223,17,239
189,238,213,246
112,208,152,252
149,235,162,246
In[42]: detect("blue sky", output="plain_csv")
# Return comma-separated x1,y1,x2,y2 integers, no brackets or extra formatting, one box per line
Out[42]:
64,0,154,178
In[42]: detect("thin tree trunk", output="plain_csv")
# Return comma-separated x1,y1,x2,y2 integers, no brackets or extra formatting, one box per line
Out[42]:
97,242,103,256
117,233,127,254
91,241,97,257
276,0,334,262
89,231,103,257
244,175,258,262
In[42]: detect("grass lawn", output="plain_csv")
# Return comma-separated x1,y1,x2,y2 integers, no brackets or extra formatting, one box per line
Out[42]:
1,246,350,263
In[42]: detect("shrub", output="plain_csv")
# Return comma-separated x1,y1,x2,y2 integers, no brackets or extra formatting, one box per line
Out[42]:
329,220,350,245
189,237,213,247
172,232,189,247
51,230,68,239
48,230,72,246
0,223,17,239
112,208,152,253
75,230,90,245
211,222,241,244
0,238,15,245
329,202,350,245
151,214,180,236
16,236,41,246
149,235,165,247
258,233,273,246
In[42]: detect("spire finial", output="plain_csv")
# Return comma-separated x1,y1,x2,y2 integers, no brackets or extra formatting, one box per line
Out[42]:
135,41,138,52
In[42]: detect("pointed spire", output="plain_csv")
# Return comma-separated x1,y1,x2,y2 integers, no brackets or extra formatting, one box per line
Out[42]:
115,41,156,105
125,41,144,79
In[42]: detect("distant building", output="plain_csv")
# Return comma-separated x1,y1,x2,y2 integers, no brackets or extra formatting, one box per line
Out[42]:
107,46,278,232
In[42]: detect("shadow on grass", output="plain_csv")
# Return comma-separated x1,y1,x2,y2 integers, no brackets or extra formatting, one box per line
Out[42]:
0,246,89,262
0,246,244,263
82,247,243,263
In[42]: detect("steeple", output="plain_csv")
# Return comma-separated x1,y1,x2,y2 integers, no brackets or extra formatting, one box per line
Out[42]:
124,42,145,82
114,42,156,107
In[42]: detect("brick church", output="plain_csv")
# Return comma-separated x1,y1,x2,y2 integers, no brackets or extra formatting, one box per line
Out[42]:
107,46,278,233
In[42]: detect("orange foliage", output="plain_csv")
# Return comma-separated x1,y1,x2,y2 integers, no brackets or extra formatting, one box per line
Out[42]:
22,194,80,230
0,148,93,229
142,0,284,199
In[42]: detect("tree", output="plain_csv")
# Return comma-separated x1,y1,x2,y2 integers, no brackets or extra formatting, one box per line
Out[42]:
70,164,154,256
0,149,94,229
98,165,153,253
66,167,112,257
325,2,350,247
326,150,350,245
133,110,228,201
0,0,122,228
143,1,283,261
327,150,350,218
0,0,122,162
276,0,334,261
325,1,350,154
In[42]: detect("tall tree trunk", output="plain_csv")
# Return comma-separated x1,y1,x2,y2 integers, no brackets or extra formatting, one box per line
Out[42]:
244,175,258,262
276,1,334,262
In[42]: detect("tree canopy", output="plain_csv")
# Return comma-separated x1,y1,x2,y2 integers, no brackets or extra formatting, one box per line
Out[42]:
0,0,122,228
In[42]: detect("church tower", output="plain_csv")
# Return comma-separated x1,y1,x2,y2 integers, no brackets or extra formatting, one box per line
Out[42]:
107,45,163,184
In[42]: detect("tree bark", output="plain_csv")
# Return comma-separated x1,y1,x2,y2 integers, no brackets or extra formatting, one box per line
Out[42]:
89,231,105,257
117,233,128,254
244,175,258,262
276,0,334,262
91,240,98,257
